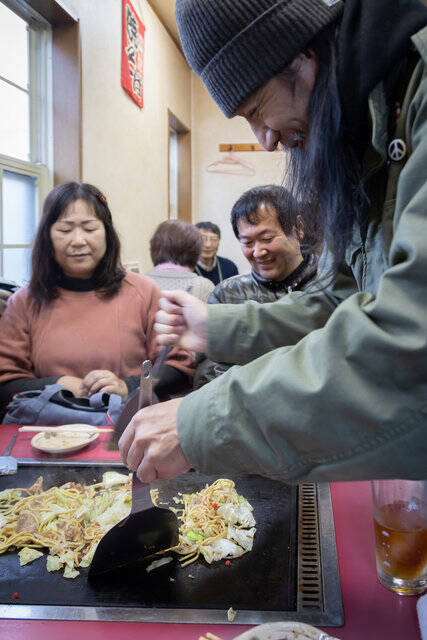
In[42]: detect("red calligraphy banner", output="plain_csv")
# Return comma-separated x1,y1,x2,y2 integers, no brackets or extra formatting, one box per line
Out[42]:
121,0,145,108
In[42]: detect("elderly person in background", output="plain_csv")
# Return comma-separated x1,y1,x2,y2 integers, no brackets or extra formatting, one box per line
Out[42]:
0,182,193,417
146,220,214,302
119,0,427,484
194,184,317,389
194,221,238,285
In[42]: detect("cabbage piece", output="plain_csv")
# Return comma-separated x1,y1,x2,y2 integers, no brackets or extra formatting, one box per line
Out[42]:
146,556,173,572
87,492,110,522
102,471,130,489
79,543,98,568
0,513,8,528
0,489,13,501
239,496,254,511
200,538,243,564
63,566,79,579
186,529,204,542
217,503,255,528
227,607,237,622
46,556,63,572
18,547,43,566
57,549,75,569
96,493,131,529
227,525,256,551
40,503,67,525
74,504,89,520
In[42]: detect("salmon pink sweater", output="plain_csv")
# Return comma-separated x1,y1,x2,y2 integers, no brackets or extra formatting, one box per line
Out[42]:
0,271,192,387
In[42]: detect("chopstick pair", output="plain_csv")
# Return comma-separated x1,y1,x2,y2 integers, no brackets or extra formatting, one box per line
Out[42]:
19,426,113,433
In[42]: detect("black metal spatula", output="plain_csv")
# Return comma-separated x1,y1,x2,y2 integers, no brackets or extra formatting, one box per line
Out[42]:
89,360,179,578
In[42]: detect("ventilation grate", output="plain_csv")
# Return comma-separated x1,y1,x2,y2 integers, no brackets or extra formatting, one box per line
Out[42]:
297,483,323,612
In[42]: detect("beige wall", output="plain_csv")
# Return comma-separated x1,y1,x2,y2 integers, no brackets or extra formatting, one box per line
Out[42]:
191,75,287,274
66,0,191,272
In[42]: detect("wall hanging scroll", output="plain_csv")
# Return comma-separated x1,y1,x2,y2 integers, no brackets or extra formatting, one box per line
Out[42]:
121,0,145,108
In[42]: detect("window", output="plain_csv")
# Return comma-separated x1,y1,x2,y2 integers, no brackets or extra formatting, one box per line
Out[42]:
0,1,52,284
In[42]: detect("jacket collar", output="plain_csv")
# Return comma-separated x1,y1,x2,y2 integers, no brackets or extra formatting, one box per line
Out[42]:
250,254,316,293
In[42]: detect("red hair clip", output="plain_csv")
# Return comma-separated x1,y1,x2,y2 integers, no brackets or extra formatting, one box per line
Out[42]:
98,192,108,206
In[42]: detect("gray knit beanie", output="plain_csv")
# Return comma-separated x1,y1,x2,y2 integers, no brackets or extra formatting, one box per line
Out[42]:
176,0,343,118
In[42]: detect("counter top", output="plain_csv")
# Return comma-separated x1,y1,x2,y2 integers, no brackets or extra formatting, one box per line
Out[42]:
0,425,421,640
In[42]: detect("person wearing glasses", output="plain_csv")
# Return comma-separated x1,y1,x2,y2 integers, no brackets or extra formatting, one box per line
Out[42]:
194,222,238,286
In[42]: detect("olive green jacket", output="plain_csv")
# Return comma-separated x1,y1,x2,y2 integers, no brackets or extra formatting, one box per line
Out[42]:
178,27,427,483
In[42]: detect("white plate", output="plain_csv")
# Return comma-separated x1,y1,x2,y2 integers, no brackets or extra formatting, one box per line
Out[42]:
30,424,100,455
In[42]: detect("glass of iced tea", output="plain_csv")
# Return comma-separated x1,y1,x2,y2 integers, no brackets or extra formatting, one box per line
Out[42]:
371,479,427,595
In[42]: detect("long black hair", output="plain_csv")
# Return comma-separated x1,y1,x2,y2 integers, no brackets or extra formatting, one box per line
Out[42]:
281,24,366,286
29,182,125,308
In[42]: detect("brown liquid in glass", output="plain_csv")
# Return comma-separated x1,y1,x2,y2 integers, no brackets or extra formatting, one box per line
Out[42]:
374,501,427,580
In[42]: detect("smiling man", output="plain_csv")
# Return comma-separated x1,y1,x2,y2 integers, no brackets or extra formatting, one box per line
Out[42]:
194,185,317,389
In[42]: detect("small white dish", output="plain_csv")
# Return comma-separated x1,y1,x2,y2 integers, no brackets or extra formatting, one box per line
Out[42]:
31,424,99,455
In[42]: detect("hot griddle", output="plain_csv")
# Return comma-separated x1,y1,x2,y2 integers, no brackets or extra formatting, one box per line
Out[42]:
0,464,343,626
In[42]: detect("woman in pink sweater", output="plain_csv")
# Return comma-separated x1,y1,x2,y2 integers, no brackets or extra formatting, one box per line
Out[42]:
0,182,193,416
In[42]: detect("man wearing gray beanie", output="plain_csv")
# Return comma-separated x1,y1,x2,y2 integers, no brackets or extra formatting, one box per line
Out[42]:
120,0,427,485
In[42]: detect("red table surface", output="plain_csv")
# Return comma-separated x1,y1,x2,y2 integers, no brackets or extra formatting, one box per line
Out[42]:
0,425,422,640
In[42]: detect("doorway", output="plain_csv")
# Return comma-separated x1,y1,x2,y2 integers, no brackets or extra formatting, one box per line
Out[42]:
168,110,191,222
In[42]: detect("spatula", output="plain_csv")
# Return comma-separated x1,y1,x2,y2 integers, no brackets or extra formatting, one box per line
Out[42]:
88,360,179,578
107,345,170,451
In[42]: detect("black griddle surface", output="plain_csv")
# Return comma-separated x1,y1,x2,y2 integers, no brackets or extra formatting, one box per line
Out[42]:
0,467,297,612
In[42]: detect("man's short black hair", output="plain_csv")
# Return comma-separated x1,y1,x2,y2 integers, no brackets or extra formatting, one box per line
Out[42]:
231,185,297,238
195,221,221,239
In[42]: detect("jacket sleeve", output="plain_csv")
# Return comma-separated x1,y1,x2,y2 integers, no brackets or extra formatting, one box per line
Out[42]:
207,265,356,366
193,284,233,389
177,73,427,483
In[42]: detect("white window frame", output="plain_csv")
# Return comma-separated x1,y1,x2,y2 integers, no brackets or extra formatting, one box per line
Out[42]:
0,0,53,279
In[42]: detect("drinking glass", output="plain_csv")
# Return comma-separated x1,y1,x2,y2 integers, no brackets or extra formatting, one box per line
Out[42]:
371,479,427,595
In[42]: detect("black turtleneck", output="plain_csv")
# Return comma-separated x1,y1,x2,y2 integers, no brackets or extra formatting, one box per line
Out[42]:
58,273,96,292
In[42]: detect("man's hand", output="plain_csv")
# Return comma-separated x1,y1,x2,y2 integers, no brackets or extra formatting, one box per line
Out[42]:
57,375,85,397
80,370,128,398
155,290,208,352
119,398,191,483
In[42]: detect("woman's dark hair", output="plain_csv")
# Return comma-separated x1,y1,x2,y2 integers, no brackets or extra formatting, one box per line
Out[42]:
281,23,365,286
230,185,297,238
195,221,221,238
150,220,203,269
29,182,125,307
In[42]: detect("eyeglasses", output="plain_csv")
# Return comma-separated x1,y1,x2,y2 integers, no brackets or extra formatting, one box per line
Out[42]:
200,234,220,245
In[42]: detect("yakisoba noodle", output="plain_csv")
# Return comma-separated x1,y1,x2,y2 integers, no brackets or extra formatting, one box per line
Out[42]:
160,478,256,567
0,472,131,578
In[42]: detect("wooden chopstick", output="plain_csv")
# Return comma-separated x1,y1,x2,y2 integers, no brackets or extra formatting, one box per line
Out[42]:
199,634,223,640
19,426,113,433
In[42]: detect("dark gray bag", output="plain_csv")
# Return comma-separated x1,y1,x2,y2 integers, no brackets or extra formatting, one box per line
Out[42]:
2,384,123,426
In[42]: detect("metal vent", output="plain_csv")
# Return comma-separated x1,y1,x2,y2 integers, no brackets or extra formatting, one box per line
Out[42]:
297,483,323,612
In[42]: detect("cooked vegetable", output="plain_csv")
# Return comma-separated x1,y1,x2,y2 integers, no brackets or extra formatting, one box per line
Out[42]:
145,556,173,573
158,479,256,567
18,547,43,566
0,474,131,580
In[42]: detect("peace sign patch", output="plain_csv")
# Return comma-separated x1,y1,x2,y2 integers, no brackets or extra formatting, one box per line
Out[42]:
388,138,407,162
